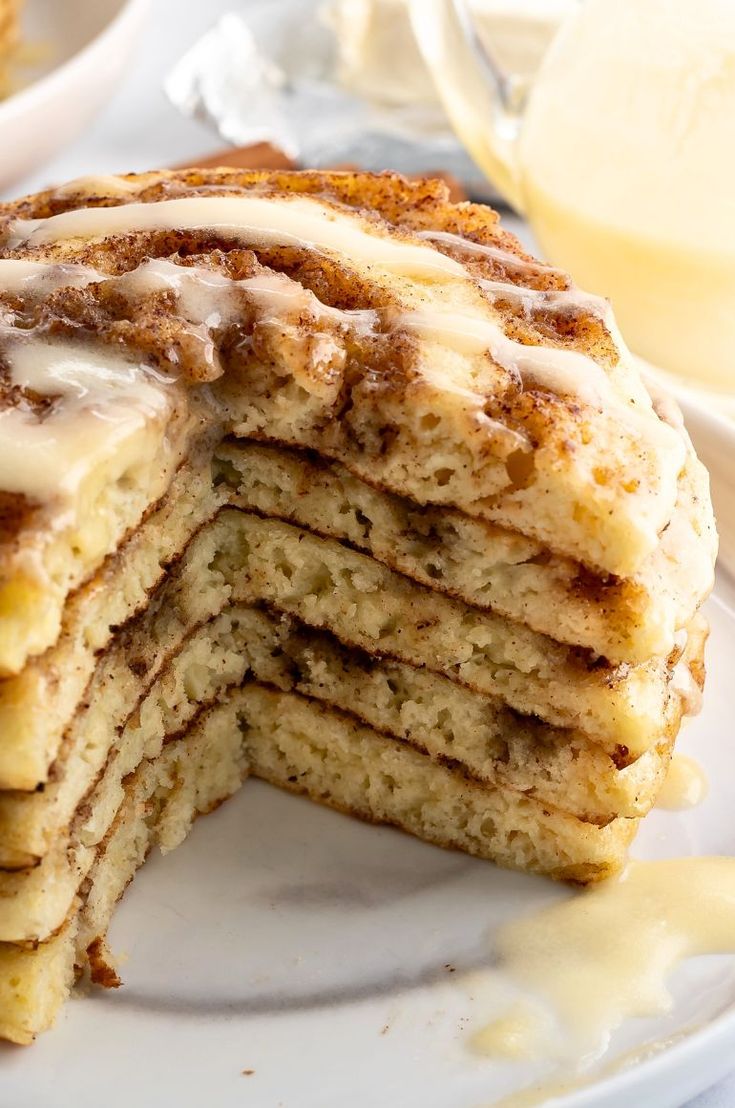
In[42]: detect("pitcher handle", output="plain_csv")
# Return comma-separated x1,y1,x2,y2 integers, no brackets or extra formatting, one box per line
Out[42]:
408,0,526,212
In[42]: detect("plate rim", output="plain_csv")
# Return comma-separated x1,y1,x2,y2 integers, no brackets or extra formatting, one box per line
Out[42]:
560,1001,735,1108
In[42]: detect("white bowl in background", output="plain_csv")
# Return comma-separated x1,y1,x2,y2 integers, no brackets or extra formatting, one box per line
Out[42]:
0,0,149,193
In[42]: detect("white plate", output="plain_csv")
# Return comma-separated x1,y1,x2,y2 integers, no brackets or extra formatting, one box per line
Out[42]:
2,413,734,1108
0,0,149,193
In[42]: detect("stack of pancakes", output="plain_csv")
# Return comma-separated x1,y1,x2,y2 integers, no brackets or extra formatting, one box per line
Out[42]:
0,170,716,1043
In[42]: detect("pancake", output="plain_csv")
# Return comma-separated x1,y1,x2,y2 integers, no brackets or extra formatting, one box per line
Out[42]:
219,438,712,665
0,168,716,1042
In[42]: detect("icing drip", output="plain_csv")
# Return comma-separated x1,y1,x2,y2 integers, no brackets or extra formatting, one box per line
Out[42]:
116,257,379,335
0,259,101,296
0,195,669,424
656,754,708,809
5,194,467,280
125,255,675,464
478,277,614,322
400,308,605,406
0,325,175,509
398,307,684,471
416,228,567,278
0,254,384,517
417,228,628,344
107,255,640,435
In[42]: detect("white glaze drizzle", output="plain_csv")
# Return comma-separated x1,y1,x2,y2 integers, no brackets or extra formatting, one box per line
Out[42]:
5,194,467,280
416,228,567,277
0,259,101,295
118,259,645,430
0,194,650,413
399,308,604,405
125,260,675,465
418,227,624,335
116,257,379,335
108,238,673,454
478,276,614,321
0,325,174,509
0,254,382,514
396,306,684,470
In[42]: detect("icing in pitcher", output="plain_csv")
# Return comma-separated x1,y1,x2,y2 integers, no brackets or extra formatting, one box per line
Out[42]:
411,0,735,389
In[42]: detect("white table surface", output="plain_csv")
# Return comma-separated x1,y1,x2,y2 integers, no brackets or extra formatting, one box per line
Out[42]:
6,1,734,1104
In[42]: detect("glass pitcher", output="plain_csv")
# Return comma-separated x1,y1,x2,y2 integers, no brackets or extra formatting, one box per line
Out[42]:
410,0,735,389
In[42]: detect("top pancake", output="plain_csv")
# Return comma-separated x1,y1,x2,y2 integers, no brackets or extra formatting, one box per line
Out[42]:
0,168,716,675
